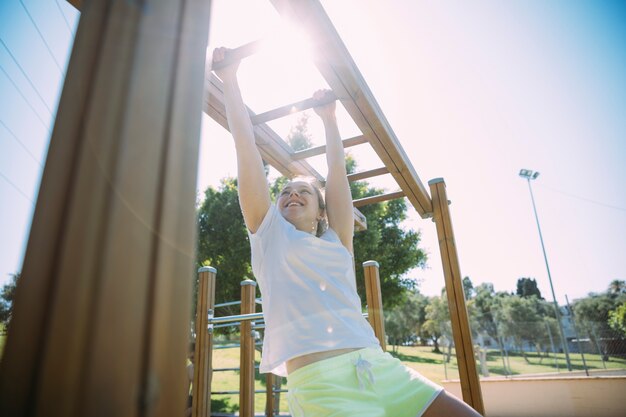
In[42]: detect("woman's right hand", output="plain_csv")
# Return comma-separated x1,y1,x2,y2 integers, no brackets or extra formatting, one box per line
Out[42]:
212,47,240,81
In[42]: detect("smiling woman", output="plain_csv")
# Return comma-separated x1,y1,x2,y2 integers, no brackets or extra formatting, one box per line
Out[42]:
211,44,481,416
277,178,327,237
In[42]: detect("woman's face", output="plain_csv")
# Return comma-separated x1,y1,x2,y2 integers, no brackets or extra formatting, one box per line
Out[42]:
277,181,322,229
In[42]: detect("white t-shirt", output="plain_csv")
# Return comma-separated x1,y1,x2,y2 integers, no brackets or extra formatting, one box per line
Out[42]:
248,203,380,377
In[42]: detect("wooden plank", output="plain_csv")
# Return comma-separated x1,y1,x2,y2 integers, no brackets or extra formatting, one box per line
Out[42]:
429,178,484,414
270,0,433,218
347,166,388,182
250,92,336,125
292,134,367,160
353,191,404,208
0,1,211,416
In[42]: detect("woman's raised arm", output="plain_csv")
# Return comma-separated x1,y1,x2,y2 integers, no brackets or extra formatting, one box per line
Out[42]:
313,90,354,253
212,48,270,233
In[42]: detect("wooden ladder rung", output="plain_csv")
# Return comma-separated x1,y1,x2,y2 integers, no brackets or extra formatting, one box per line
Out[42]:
353,191,405,207
293,135,368,160
211,39,264,71
250,92,337,125
347,167,389,182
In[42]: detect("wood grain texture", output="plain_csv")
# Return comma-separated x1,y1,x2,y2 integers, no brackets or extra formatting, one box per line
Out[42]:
0,0,211,416
430,179,485,415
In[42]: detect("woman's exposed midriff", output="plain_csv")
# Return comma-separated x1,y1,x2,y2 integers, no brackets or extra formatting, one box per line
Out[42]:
286,347,362,374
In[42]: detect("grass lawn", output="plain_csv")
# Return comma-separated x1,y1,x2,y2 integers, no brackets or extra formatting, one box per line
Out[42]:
209,344,626,414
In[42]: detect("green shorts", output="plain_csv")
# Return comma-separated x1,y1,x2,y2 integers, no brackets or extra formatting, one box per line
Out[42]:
286,347,443,417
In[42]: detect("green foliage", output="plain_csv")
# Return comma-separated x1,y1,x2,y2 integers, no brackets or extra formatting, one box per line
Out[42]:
349,157,426,309
462,276,474,299
0,273,19,330
608,303,626,337
423,294,451,354
516,277,543,299
608,280,626,297
196,178,256,319
384,291,429,352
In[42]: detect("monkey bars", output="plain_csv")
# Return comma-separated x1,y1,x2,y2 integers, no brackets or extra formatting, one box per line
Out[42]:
0,0,483,416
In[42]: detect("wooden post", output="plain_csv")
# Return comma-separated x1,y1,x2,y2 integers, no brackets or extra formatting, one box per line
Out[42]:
265,373,275,417
428,178,484,415
0,1,212,416
193,267,216,417
240,280,256,417
363,260,386,351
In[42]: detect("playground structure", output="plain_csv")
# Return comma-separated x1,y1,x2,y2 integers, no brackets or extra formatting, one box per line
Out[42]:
191,261,387,417
0,1,484,416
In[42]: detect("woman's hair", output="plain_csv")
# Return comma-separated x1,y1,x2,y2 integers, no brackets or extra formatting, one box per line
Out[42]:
280,176,328,237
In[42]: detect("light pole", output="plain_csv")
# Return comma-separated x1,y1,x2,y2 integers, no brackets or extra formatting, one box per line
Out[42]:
519,169,572,371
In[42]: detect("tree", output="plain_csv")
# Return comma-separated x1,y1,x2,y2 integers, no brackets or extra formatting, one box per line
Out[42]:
196,178,255,319
572,291,625,348
608,303,626,337
348,156,426,309
0,272,19,331
516,277,543,299
495,295,547,363
608,280,626,297
384,291,429,353
423,293,451,355
462,276,474,300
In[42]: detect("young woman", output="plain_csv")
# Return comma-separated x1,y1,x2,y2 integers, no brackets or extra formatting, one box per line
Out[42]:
212,47,482,417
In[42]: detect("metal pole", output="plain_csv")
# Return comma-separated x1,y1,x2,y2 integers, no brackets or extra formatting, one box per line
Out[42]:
525,178,573,371
565,295,590,376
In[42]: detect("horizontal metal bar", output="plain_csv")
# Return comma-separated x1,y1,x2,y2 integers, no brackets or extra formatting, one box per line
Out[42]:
292,135,368,160
353,191,405,208
212,390,287,395
209,312,264,325
347,166,389,182
213,341,263,350
250,92,337,125
214,365,259,372
214,298,263,308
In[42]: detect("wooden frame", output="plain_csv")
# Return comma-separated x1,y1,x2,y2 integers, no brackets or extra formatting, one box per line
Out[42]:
12,0,484,414
0,0,212,416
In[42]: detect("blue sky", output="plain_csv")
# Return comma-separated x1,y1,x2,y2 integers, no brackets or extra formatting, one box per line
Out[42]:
1,0,625,304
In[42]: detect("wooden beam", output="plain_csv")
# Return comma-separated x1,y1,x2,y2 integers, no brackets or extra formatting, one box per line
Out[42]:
353,191,404,208
292,134,368,160
429,178,484,414
270,0,433,218
250,92,336,125
347,166,388,182
0,1,212,416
